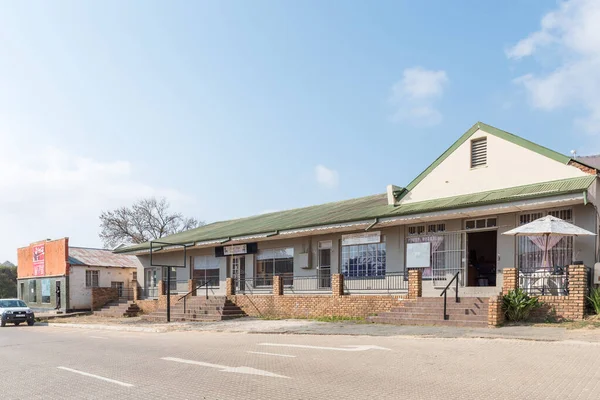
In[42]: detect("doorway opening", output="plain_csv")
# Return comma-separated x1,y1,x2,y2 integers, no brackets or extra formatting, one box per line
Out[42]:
466,230,497,287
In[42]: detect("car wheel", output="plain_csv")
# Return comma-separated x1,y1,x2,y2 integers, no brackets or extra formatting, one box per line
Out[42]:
27,320,34,326
14,322,20,326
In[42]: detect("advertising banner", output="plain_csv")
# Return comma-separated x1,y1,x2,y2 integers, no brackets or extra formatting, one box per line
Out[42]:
33,244,45,276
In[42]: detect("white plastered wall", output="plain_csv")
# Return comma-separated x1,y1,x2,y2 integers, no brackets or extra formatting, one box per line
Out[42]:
402,129,587,203
68,266,135,310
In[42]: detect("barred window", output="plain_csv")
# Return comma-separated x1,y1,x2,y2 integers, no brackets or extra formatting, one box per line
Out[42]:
341,242,386,278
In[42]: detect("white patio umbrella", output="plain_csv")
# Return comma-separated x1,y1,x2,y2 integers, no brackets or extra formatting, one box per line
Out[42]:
503,215,596,269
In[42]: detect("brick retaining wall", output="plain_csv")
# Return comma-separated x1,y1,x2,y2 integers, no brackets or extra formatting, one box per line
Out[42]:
91,287,119,311
136,299,159,314
228,294,406,319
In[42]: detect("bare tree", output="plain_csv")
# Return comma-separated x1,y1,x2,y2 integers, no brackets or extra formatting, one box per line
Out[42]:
99,197,203,249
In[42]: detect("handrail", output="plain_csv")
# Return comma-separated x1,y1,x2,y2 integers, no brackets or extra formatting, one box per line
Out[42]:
439,272,460,320
178,279,215,314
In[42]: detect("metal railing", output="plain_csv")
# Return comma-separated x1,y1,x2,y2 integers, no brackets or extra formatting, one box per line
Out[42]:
178,279,217,314
144,287,159,298
440,271,460,320
519,268,569,296
119,288,134,301
283,276,331,294
343,272,408,293
235,277,275,294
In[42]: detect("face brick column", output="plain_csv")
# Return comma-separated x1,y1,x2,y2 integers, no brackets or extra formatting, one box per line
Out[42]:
332,274,344,296
567,265,588,320
273,275,283,296
226,277,235,296
188,279,197,296
132,279,139,301
408,269,422,299
158,280,165,296
502,268,518,295
487,295,505,327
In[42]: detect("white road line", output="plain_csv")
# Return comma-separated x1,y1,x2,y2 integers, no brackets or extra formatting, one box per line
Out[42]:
89,336,107,339
258,343,391,352
57,367,134,387
161,357,290,378
247,351,296,358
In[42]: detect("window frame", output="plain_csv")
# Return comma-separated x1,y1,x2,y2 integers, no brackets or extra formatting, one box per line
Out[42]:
85,270,99,288
341,236,387,279
255,247,294,286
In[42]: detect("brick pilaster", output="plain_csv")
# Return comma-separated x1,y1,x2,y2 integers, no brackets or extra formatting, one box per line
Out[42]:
158,280,165,296
332,274,344,296
226,277,235,296
188,279,197,296
488,295,505,327
132,280,139,301
408,269,422,299
502,268,518,295
273,275,283,296
567,265,587,320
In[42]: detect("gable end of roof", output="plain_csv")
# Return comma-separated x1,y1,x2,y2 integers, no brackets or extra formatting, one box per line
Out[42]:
405,122,574,192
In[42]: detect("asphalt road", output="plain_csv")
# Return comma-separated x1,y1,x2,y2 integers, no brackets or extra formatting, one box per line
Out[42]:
2,324,600,399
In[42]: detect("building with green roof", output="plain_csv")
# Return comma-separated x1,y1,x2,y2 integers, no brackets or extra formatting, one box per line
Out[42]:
118,122,599,304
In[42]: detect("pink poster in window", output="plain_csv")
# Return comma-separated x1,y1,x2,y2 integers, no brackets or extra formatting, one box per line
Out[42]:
32,244,45,276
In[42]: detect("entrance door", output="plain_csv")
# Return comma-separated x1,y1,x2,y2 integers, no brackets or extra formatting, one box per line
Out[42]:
317,241,332,288
466,230,497,287
145,269,158,298
231,256,246,291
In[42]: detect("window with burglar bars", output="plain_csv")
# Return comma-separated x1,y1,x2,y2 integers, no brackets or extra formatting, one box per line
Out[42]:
85,270,99,288
518,209,573,273
471,137,487,168
341,242,386,278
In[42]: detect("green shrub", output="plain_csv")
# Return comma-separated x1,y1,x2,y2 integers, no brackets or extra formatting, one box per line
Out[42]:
502,289,540,322
587,287,600,314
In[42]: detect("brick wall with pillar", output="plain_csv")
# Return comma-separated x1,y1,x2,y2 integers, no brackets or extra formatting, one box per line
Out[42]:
132,279,139,301
332,274,344,296
226,277,235,296
188,279,197,296
408,269,422,299
273,275,283,296
502,268,518,295
158,280,165,296
487,295,505,327
565,265,587,320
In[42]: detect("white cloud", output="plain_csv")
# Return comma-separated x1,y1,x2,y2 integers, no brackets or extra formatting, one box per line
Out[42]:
314,165,339,189
389,67,448,126
0,129,191,262
507,0,600,134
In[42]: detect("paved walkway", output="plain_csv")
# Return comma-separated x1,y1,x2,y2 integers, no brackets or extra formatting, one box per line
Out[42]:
46,317,600,343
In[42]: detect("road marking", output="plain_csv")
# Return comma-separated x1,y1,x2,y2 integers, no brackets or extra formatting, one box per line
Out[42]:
57,367,134,387
89,336,106,339
161,357,290,378
247,351,296,358
258,343,391,352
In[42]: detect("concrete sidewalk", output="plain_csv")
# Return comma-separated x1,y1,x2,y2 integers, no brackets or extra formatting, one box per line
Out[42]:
45,317,600,343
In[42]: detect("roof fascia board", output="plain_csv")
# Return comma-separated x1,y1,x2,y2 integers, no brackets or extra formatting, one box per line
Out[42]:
405,122,572,192
378,193,584,225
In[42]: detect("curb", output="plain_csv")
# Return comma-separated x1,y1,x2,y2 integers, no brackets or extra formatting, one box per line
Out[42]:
46,323,167,333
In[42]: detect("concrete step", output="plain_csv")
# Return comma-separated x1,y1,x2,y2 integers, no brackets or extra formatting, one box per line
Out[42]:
368,316,488,328
378,311,487,321
389,306,488,314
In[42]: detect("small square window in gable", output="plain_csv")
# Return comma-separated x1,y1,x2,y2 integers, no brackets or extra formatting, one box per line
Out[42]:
471,137,487,168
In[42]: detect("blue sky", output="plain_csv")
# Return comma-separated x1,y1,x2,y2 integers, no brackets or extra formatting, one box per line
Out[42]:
1,0,599,262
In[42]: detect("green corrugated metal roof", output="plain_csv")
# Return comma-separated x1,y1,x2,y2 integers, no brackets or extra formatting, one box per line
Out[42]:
116,175,595,253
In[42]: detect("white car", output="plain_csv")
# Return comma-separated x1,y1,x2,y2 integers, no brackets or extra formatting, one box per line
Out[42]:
0,299,35,327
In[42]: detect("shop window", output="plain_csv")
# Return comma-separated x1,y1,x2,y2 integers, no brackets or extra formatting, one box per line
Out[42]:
256,248,294,286
194,255,221,286
341,241,386,278
29,280,37,303
465,218,497,230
